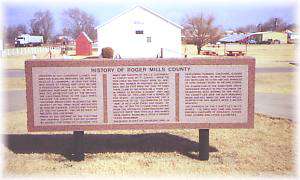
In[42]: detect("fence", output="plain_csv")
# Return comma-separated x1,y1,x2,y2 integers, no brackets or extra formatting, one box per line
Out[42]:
0,46,61,57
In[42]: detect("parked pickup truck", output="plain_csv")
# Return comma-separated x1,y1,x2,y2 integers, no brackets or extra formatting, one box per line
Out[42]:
15,34,43,47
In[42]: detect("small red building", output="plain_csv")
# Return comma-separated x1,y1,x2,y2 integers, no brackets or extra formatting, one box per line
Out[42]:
76,32,93,55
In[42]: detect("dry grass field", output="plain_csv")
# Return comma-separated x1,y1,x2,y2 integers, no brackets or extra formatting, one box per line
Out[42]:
255,73,295,95
2,77,26,91
2,51,62,70
3,44,296,70
3,111,295,176
183,44,296,68
2,49,99,69
1,44,297,177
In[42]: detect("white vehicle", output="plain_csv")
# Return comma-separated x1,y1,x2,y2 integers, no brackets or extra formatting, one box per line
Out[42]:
15,34,43,47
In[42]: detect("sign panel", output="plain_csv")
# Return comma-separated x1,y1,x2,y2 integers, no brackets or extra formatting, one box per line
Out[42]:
26,58,255,131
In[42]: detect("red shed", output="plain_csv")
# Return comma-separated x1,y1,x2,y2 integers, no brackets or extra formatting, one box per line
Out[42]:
76,32,93,55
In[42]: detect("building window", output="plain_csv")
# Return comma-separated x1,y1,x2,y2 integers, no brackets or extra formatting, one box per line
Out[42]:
135,30,144,34
147,37,151,43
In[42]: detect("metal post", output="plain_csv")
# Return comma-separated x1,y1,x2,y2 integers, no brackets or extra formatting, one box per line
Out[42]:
199,129,209,160
72,131,85,161
160,48,163,58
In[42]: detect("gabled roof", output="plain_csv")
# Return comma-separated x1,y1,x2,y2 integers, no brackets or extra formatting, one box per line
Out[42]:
81,32,93,42
95,5,183,29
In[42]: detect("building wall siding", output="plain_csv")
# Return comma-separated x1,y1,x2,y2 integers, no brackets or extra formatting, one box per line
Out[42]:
262,32,288,43
97,7,182,58
76,33,92,55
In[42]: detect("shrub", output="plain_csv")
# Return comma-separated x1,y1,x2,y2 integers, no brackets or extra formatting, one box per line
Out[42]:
101,47,114,58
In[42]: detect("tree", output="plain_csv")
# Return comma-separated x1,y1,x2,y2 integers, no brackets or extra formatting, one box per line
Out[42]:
30,10,54,43
182,14,222,54
4,24,27,45
285,23,296,31
62,8,96,40
260,17,288,32
236,24,258,33
235,17,293,33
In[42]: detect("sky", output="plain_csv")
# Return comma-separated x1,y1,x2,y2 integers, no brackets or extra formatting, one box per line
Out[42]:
1,0,298,34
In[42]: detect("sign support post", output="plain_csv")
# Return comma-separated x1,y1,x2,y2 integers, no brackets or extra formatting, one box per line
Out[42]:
199,129,209,160
72,131,85,161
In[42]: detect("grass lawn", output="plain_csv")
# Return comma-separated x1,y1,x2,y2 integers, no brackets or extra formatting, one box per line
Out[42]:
2,70,296,177
255,72,295,95
2,50,99,70
2,44,297,95
2,77,26,91
3,110,295,176
185,44,296,68
2,51,62,70
2,44,297,70
246,44,296,67
2,44,297,177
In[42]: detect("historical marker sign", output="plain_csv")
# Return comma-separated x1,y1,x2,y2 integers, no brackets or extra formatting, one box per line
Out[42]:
25,58,255,132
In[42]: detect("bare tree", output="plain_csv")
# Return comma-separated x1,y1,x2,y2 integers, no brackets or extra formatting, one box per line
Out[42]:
237,18,293,33
260,17,288,32
286,23,296,31
236,24,258,33
62,8,96,40
4,24,27,45
30,10,54,43
182,14,222,54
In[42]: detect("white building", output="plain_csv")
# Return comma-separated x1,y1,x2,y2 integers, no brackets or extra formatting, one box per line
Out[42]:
96,5,183,58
